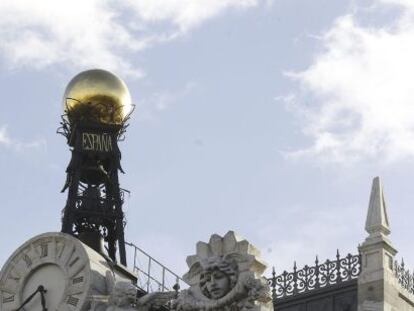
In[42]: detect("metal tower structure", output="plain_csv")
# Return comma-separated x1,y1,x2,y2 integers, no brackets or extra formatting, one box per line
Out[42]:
58,69,133,266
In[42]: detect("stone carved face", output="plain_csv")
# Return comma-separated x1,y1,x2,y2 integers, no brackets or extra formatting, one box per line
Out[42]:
199,256,238,300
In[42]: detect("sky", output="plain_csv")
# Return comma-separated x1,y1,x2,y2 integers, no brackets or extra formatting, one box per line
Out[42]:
1,0,414,285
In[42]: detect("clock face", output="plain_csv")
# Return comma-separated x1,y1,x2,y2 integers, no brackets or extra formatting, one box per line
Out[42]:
0,233,91,311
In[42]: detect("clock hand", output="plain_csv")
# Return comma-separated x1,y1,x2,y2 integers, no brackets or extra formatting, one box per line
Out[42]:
39,285,48,311
15,286,42,311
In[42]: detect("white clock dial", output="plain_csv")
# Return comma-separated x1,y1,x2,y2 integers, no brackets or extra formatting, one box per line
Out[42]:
22,264,66,311
0,233,93,311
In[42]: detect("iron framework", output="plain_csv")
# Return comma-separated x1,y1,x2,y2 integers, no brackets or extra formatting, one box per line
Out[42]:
58,106,133,266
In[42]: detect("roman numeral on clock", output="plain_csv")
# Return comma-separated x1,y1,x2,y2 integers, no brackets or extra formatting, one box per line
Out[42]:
72,276,84,284
10,276,19,282
2,295,15,303
67,295,79,307
40,243,48,258
8,271,20,282
22,254,32,268
68,257,79,268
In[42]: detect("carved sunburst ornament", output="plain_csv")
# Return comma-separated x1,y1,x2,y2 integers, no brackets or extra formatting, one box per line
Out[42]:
174,231,272,311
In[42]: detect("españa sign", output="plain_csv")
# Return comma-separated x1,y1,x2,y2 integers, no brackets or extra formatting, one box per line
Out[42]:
82,132,113,152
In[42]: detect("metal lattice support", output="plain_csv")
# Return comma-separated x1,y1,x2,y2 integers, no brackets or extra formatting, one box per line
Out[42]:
394,259,414,294
268,250,361,300
59,116,129,265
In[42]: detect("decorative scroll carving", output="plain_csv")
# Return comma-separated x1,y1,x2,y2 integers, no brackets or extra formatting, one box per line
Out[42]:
89,272,176,311
173,231,272,311
394,259,414,295
268,251,361,300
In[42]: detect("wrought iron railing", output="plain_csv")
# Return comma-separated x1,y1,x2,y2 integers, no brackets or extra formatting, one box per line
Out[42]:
268,250,361,300
125,241,186,293
394,259,414,295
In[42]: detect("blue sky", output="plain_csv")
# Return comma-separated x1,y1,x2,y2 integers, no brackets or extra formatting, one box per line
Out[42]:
1,0,414,279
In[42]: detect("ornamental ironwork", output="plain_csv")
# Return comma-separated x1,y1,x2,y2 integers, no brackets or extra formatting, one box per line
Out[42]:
394,259,414,295
268,250,361,300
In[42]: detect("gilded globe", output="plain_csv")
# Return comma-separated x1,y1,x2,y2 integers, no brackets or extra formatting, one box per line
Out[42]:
63,69,132,125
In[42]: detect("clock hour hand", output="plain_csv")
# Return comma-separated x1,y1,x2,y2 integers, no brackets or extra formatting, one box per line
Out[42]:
39,285,48,311
15,285,42,311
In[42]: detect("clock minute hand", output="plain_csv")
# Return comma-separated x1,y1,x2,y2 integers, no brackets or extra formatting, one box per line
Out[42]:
15,286,42,311
39,285,48,311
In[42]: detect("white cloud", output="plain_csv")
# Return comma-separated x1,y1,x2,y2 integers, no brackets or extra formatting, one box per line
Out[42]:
124,0,257,33
137,82,197,122
0,0,258,77
287,0,414,163
0,125,46,152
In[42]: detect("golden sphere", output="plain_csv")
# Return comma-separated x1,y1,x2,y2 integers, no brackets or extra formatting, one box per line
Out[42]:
63,69,132,125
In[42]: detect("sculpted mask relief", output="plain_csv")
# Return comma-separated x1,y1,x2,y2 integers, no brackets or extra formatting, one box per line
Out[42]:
173,231,272,311
199,256,238,299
